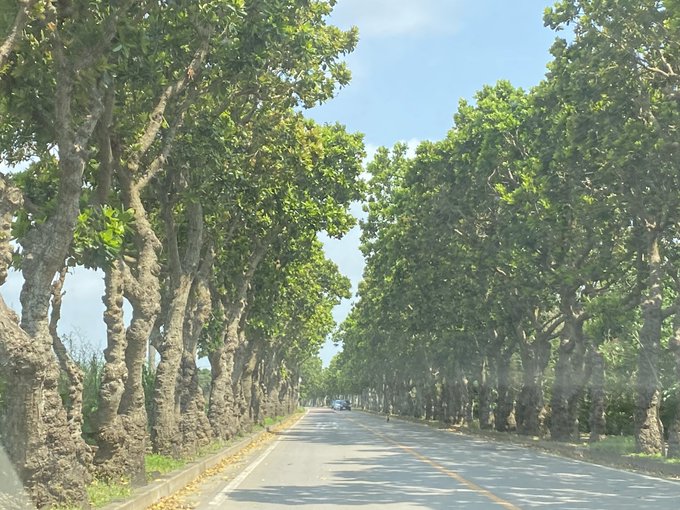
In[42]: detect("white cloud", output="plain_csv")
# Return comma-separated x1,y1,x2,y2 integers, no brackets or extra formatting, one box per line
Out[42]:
360,138,421,181
403,137,420,158
364,143,379,163
330,0,461,39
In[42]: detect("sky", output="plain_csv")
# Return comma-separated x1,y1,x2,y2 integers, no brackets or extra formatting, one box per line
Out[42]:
312,0,559,365
0,0,560,367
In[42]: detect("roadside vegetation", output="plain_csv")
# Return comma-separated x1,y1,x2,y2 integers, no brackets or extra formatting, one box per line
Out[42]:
308,0,680,467
3,1,680,508
0,1,362,508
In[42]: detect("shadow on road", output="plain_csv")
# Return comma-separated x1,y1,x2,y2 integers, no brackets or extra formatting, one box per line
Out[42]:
226,409,680,509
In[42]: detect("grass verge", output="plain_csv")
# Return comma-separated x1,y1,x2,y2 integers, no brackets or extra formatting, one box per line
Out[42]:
587,435,635,455
87,478,132,508
88,412,300,508
145,454,186,478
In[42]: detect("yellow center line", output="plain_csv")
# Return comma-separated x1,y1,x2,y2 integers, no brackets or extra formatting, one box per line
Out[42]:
349,418,521,510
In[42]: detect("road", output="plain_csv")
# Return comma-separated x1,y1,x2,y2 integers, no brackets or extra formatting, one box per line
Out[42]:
179,408,680,509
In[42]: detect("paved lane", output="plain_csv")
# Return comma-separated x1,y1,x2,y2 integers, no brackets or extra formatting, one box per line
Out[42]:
192,409,680,509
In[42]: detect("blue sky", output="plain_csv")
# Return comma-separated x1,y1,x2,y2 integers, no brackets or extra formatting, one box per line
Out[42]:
0,0,560,367
312,0,559,365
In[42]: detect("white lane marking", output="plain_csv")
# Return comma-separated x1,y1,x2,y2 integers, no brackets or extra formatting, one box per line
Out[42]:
315,421,338,429
208,411,311,506
208,438,281,506
357,411,680,487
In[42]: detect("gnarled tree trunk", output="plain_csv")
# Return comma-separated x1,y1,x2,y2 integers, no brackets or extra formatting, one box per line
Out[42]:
5,60,106,504
152,200,204,456
516,333,550,437
95,259,138,480
178,249,213,456
635,232,664,454
550,306,587,442
0,176,90,508
208,316,242,439
208,246,266,439
95,163,163,485
494,347,516,432
588,348,607,443
666,286,680,457
49,267,92,469
478,356,494,430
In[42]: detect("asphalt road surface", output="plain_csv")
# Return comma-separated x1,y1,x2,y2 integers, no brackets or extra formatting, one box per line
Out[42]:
184,408,680,509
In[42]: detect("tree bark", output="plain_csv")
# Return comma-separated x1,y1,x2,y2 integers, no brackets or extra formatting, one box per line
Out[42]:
49,267,93,469
666,286,680,457
178,249,213,456
152,199,203,456
94,164,163,484
94,259,135,480
478,356,495,430
230,327,253,431
208,245,266,439
236,338,260,428
0,176,89,508
588,348,607,443
250,356,266,425
516,333,550,437
550,306,587,442
635,232,665,454
208,315,242,439
5,42,106,505
0,0,37,70
494,347,516,432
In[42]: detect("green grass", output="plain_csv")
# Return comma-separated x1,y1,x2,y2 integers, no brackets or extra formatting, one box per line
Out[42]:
263,415,285,427
626,452,680,464
587,436,680,464
82,415,293,507
194,439,230,459
87,478,132,508
145,454,186,477
587,435,636,455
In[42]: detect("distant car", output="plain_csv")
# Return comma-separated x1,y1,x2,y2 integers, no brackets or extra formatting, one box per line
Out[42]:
331,399,351,411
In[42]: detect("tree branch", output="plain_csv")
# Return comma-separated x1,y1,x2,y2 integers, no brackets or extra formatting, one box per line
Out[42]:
0,0,37,71
127,35,212,177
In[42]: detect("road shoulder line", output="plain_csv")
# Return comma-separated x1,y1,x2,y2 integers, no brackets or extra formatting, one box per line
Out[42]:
349,416,521,510
101,412,306,510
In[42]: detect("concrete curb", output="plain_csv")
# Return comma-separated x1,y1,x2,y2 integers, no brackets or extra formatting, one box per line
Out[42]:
101,430,267,510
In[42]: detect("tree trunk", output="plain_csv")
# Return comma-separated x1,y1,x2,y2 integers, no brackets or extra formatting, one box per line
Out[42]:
5,64,104,504
238,341,260,427
588,348,607,443
94,260,133,480
178,251,213,456
49,267,93,468
449,366,470,426
666,289,680,457
208,245,266,439
494,347,516,432
635,232,665,454
478,356,495,430
0,0,37,69
95,253,158,487
95,166,163,485
262,352,277,419
152,199,203,456
230,327,254,431
516,335,550,437
550,308,587,442
250,357,266,425
208,318,241,439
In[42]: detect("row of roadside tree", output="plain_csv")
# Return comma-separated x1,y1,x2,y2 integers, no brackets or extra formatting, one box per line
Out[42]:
331,0,680,457
0,1,364,508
